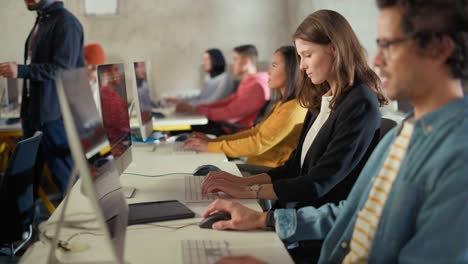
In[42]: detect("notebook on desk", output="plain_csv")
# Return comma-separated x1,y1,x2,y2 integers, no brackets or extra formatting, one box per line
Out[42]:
127,200,195,225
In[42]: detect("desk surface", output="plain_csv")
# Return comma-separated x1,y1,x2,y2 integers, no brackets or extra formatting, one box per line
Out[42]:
21,149,293,264
134,106,208,128
0,119,22,132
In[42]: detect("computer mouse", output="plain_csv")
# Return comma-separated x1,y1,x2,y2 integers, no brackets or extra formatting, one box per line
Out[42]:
175,133,190,142
151,111,165,119
199,212,231,229
193,164,221,176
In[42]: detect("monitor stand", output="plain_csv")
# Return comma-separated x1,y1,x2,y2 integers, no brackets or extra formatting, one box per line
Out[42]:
122,186,136,199
46,167,127,264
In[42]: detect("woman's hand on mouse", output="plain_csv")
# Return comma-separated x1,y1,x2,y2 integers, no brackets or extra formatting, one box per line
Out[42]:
216,256,267,264
203,199,267,231
201,171,247,193
183,137,208,152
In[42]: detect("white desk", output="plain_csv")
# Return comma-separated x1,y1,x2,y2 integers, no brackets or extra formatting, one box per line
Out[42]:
0,119,22,132
21,152,293,264
130,106,208,128
128,150,229,176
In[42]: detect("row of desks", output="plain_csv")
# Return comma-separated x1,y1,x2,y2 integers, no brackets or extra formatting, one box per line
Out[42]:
19,142,293,263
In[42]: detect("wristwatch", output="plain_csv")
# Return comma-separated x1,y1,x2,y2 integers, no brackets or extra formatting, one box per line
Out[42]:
266,210,276,230
249,184,261,199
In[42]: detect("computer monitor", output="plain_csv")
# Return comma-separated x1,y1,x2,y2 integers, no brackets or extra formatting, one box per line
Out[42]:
1,78,20,109
96,64,133,175
131,61,153,141
50,68,128,263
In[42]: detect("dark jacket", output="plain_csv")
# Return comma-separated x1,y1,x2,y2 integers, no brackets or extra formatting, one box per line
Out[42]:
18,1,84,129
268,83,381,208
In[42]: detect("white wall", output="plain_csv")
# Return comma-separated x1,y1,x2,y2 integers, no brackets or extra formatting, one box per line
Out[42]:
286,0,379,64
0,0,383,99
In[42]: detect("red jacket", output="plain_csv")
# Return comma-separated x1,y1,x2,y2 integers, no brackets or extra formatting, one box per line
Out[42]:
196,72,269,129
100,86,130,153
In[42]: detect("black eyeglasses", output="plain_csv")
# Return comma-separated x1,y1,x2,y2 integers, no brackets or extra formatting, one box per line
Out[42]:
376,36,412,60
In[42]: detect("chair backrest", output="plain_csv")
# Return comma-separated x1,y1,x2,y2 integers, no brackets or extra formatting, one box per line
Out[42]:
380,117,398,140
0,131,43,244
254,100,275,125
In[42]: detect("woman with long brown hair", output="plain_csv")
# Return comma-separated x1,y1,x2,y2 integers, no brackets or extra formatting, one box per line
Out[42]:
201,10,387,209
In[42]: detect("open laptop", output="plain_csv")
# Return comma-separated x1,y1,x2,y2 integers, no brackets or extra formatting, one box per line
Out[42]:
50,68,128,264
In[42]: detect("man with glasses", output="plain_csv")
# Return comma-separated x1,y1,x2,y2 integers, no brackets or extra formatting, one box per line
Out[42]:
202,1,468,263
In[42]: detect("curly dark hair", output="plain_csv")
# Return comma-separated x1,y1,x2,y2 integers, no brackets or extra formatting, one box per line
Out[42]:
376,0,468,81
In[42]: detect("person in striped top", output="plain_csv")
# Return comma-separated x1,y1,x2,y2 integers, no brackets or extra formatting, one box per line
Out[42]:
203,1,468,263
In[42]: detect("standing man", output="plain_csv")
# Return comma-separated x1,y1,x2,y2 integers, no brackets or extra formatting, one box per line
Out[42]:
0,0,84,196
201,0,468,263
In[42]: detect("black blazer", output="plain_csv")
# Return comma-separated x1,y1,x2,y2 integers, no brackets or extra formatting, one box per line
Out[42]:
268,83,381,208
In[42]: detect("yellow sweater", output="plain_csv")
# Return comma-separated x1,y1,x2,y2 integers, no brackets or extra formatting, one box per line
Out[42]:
207,100,307,167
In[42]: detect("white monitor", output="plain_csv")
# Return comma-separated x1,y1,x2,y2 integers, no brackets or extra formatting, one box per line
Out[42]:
131,61,153,141
96,64,133,175
51,68,128,263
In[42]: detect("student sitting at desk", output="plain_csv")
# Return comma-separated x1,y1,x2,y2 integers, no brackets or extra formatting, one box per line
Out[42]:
202,1,468,263
183,46,307,168
201,10,387,212
173,48,235,107
177,45,269,136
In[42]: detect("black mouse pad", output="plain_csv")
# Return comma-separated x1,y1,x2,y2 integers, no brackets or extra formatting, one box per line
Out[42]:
128,200,195,225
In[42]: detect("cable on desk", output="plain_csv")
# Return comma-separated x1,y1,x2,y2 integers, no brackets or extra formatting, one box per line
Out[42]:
122,172,193,177
128,222,199,230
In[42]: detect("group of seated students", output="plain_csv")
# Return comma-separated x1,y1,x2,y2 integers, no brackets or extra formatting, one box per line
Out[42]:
75,1,465,263
174,1,467,264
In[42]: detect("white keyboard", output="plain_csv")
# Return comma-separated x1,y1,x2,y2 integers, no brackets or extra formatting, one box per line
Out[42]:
184,176,220,202
181,240,231,264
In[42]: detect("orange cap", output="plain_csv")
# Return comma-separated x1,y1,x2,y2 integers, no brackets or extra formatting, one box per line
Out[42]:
84,43,105,65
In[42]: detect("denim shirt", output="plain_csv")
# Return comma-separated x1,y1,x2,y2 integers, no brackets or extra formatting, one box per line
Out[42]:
275,96,468,263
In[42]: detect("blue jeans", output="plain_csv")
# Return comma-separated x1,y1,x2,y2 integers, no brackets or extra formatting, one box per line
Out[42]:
23,119,73,198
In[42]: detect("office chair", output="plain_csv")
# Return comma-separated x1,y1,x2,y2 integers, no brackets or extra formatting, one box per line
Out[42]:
0,131,43,256
380,117,398,140
220,99,275,134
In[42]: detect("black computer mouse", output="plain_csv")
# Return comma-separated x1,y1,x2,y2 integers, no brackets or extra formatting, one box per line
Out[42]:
175,133,190,142
151,111,165,119
199,212,231,229
193,164,221,176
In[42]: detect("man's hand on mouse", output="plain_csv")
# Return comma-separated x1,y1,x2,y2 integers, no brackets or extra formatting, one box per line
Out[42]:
215,256,267,264
183,137,208,152
201,171,247,194
203,199,267,231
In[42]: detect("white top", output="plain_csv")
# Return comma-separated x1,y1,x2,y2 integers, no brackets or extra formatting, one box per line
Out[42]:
301,95,332,167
